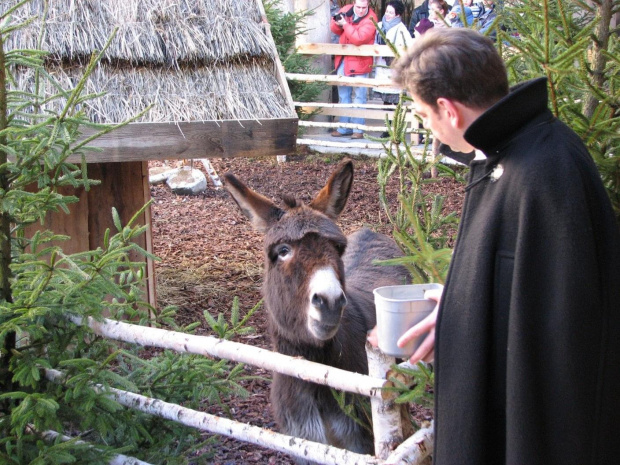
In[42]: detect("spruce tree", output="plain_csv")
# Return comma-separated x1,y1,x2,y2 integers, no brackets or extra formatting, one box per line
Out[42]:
0,3,250,463
499,0,620,221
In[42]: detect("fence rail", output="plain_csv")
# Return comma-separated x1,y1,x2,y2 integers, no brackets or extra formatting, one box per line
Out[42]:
65,315,434,464
291,43,420,148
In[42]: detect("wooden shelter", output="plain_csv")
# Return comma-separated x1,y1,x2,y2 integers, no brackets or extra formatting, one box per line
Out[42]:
6,0,298,305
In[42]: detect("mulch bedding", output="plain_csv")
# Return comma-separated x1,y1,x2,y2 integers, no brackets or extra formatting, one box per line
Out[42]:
148,153,465,464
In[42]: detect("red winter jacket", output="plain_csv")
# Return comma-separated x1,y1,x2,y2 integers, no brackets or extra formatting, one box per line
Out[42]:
330,4,378,76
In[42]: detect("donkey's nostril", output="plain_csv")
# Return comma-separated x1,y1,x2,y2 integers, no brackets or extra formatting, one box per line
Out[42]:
312,293,346,314
312,293,325,309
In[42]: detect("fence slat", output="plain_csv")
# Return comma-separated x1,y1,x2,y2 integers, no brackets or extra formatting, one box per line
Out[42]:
69,315,387,398
299,121,418,133
296,43,401,57
286,73,394,88
44,369,381,465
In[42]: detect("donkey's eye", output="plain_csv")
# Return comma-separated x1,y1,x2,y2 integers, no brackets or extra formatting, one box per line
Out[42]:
273,244,292,261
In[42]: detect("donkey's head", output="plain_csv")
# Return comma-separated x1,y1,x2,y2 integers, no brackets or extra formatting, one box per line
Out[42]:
224,160,354,346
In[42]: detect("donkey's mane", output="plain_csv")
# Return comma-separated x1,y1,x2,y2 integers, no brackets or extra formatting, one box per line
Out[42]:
281,195,299,208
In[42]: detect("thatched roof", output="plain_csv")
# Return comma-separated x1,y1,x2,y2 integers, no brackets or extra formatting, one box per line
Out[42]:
5,0,296,123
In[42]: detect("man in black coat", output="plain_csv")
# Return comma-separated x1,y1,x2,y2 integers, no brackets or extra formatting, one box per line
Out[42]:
408,0,429,36
372,28,620,464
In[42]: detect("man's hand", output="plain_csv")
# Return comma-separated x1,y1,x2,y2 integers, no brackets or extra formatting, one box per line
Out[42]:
336,17,347,27
368,286,443,364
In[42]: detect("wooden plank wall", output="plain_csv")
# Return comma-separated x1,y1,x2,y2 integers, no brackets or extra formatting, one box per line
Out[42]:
27,161,156,308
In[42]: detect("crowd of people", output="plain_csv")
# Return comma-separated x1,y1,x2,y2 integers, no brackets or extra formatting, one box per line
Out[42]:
330,0,500,139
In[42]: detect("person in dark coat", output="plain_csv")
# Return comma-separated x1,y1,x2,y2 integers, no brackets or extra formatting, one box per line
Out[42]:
408,0,430,37
370,28,620,464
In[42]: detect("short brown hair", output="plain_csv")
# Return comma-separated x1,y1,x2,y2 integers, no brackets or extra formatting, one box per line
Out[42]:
392,28,509,109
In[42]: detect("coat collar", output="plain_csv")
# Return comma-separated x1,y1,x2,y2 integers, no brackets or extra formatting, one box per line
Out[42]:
464,77,552,159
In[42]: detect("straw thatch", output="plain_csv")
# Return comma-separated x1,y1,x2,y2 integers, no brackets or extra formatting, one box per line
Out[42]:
4,0,296,123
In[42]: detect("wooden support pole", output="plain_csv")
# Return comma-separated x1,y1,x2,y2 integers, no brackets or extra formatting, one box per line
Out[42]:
366,342,405,460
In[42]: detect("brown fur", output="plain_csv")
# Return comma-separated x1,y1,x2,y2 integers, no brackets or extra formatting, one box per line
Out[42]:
224,160,409,462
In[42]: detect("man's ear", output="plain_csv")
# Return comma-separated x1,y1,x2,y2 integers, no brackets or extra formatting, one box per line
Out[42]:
436,97,463,129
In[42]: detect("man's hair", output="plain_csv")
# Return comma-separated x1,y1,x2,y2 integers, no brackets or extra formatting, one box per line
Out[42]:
392,28,508,109
387,0,405,16
429,0,450,15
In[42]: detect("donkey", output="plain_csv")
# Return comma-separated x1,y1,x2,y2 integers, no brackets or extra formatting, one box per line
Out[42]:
224,159,409,460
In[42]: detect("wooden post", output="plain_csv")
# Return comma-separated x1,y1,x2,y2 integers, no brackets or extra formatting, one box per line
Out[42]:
366,341,405,460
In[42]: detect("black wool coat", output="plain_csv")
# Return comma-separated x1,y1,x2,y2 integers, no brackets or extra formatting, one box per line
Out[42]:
434,78,620,465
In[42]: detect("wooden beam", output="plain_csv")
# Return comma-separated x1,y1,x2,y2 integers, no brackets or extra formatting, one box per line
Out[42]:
299,121,417,133
296,43,405,58
295,102,409,110
298,106,417,122
76,118,298,163
297,138,385,149
286,73,397,88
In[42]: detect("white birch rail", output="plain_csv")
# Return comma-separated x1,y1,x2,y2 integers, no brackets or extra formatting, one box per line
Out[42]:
286,73,394,88
68,315,388,399
383,422,434,465
44,369,381,465
199,158,223,188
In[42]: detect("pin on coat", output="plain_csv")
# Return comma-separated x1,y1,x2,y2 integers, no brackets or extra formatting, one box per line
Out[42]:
224,160,410,461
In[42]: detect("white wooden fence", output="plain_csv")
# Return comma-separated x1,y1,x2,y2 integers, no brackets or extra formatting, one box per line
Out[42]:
288,43,422,150
49,315,434,464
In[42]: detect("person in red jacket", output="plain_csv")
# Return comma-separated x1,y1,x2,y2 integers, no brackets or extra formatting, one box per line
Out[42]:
330,0,377,139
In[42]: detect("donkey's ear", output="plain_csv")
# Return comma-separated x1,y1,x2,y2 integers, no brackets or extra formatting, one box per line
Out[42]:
309,159,353,219
224,174,283,233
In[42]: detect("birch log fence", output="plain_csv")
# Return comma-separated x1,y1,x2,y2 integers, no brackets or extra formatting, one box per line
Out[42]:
61,315,433,464
288,43,422,150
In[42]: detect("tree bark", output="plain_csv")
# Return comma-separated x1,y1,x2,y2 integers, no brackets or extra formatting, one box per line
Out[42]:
583,0,613,120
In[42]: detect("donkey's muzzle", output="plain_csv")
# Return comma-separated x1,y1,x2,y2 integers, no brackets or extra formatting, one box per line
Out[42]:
308,292,347,340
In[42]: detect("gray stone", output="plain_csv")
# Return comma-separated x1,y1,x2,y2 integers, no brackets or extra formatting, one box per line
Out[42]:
166,167,207,195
